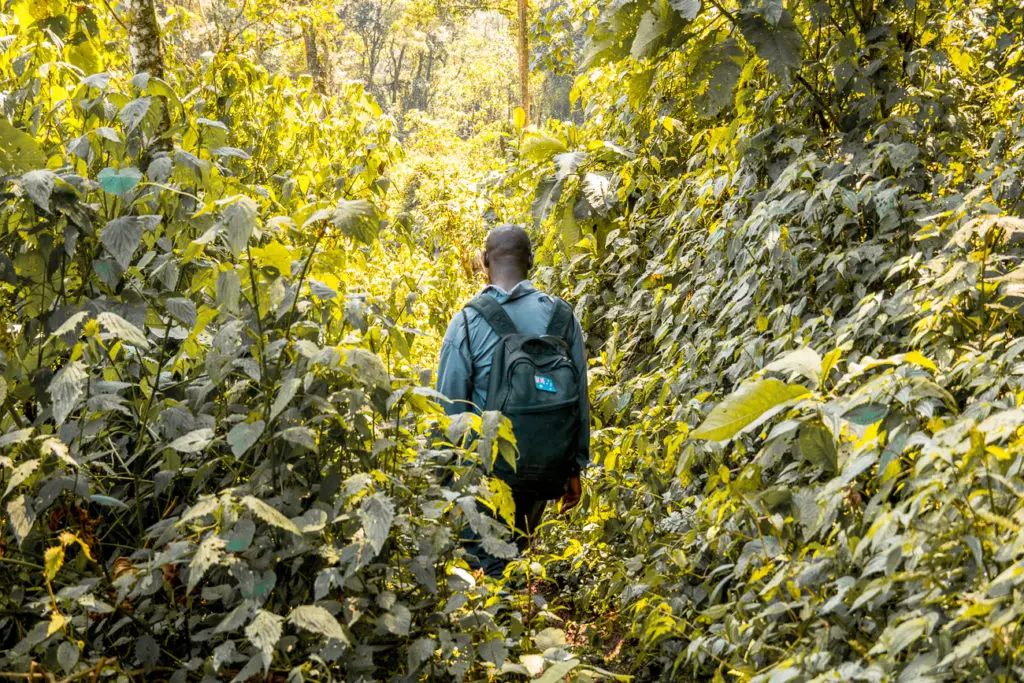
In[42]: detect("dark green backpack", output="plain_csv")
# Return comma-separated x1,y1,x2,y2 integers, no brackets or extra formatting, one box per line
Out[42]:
466,294,581,500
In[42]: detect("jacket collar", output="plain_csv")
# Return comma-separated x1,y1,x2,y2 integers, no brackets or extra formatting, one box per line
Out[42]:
482,280,535,303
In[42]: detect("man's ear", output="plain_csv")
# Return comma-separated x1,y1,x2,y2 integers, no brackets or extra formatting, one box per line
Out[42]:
527,252,535,270
482,250,489,268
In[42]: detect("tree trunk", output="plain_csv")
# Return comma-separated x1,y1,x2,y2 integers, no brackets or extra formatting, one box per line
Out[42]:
517,0,530,121
128,0,169,161
128,0,165,78
304,24,329,95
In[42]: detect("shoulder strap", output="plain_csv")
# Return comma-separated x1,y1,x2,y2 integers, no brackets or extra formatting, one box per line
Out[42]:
462,309,474,389
545,297,574,342
466,294,518,337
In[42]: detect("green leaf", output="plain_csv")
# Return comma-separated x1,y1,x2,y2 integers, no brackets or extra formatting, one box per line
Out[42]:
669,0,701,20
168,428,215,453
97,311,150,349
222,197,258,258
288,605,349,643
56,641,79,673
521,133,567,162
7,494,35,546
241,495,302,536
166,297,198,328
798,422,838,472
692,379,810,441
537,659,579,683
227,420,264,457
407,637,436,671
0,120,46,172
738,9,801,84
101,216,160,270
270,378,301,421
226,518,256,552
90,494,129,509
187,535,226,592
764,347,821,385
331,199,377,244
119,97,152,134
98,166,142,195
844,403,888,426
359,493,395,555
49,361,87,426
245,610,283,661
20,170,57,211
631,8,671,59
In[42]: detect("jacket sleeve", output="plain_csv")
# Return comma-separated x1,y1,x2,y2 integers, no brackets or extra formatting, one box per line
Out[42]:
436,310,474,416
570,316,590,472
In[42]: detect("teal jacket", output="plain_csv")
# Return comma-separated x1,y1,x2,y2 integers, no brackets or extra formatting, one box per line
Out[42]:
436,281,590,472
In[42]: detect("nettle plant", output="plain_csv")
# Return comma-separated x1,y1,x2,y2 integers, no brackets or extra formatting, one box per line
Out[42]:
490,0,1024,680
0,8,591,683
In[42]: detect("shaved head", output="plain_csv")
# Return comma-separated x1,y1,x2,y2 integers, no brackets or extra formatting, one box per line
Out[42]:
484,224,533,273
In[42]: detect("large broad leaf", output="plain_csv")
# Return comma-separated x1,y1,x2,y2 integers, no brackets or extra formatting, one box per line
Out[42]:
669,0,701,20
763,347,821,385
49,361,87,425
359,493,395,555
20,170,57,211
798,422,838,472
288,605,349,643
168,428,215,453
331,199,377,244
531,177,563,226
0,120,46,172
119,97,152,134
738,9,802,84
631,8,672,59
98,166,142,195
521,133,567,162
222,197,258,258
228,420,264,457
692,379,810,441
101,215,160,270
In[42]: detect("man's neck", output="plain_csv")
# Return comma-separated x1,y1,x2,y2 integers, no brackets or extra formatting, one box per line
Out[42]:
488,271,527,293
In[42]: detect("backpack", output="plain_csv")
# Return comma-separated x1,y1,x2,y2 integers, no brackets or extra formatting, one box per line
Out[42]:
465,293,581,500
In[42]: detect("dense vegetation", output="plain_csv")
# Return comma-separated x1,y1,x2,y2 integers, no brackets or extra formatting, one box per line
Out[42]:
2,0,1024,681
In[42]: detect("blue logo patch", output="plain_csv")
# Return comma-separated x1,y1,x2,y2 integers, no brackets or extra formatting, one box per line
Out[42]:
534,376,557,393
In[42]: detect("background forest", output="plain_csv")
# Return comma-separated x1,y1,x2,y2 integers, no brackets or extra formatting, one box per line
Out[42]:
2,0,1024,682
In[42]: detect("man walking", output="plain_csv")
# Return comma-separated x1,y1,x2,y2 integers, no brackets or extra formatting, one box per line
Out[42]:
436,224,589,577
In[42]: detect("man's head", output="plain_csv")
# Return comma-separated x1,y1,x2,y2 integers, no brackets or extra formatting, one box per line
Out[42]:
483,224,533,284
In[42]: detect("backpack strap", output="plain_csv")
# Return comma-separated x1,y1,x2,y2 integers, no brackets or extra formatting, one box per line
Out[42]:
466,294,518,337
545,297,574,343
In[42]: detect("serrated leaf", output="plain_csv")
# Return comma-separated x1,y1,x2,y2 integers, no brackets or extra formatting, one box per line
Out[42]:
226,518,256,552
20,170,57,211
7,494,35,546
631,8,671,59
44,545,65,581
165,297,198,328
51,311,90,339
331,199,377,243
187,535,226,592
246,610,284,661
378,603,411,636
228,420,264,457
168,428,215,453
241,495,302,536
408,636,436,671
288,605,349,643
359,493,395,555
692,379,810,441
56,641,79,673
49,361,87,426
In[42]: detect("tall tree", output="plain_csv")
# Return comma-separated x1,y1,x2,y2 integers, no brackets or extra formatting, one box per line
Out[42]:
127,0,165,77
516,0,530,120
304,22,330,94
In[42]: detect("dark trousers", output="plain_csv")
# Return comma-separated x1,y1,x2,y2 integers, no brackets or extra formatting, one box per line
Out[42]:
464,494,547,578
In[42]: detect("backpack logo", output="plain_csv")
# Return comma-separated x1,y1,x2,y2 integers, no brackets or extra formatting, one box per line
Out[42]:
534,376,557,393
